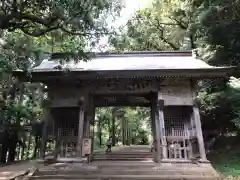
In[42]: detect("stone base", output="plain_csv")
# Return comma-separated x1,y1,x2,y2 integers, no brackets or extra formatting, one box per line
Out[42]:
36,157,86,165
57,157,87,163
198,158,210,163
160,158,210,164
32,160,220,180
160,158,193,164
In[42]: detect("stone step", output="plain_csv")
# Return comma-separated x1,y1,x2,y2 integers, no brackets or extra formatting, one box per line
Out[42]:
93,156,153,159
92,157,153,161
38,167,212,174
90,161,156,167
94,152,152,155
35,169,215,176
91,162,199,168
93,154,153,157
35,164,217,177
30,174,219,180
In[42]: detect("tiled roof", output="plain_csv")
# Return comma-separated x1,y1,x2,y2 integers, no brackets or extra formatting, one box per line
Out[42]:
31,51,223,72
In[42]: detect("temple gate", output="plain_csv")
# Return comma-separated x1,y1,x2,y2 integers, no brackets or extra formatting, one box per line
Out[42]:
14,51,233,164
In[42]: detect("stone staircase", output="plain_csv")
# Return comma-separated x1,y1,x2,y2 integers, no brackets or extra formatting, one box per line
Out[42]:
93,145,154,161
29,145,220,180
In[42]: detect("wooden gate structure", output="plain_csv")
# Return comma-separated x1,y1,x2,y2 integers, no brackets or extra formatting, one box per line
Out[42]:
14,51,233,164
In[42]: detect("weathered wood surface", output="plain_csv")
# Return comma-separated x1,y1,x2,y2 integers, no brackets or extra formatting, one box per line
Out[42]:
48,78,196,107
162,80,193,105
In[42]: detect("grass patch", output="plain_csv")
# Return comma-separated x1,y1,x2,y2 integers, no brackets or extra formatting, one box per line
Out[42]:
208,149,240,177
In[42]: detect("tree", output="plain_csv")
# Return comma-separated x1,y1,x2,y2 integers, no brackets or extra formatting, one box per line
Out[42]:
109,0,194,51
196,0,240,70
0,0,121,37
108,0,240,141
94,107,151,149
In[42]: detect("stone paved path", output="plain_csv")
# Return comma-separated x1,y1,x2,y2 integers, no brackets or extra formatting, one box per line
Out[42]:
28,145,219,180
0,161,37,180
0,146,140,180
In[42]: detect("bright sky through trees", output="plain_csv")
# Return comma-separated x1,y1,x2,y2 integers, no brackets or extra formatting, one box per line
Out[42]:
95,0,151,51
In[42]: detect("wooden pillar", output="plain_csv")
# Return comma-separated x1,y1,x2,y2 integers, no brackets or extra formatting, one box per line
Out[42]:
54,119,60,160
157,92,167,160
83,112,90,138
77,104,85,158
90,106,96,162
193,99,208,161
150,101,158,162
191,80,208,162
40,100,51,159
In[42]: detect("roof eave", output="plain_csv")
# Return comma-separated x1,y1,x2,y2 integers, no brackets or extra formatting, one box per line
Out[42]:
13,67,235,83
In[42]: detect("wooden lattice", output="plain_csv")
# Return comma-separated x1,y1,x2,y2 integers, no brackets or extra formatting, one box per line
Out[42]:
164,107,193,159
58,128,78,158
57,118,78,157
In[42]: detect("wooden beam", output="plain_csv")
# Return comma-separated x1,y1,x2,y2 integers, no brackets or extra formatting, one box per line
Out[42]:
13,68,234,83
76,106,85,157
39,100,52,159
94,102,150,107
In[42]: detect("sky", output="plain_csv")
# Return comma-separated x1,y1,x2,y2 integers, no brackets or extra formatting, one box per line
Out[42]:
95,0,151,51
114,0,151,28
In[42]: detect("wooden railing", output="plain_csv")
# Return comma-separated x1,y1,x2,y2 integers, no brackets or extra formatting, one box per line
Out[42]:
165,123,197,159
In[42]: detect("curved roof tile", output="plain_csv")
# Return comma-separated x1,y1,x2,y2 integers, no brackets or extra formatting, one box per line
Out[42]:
33,51,218,71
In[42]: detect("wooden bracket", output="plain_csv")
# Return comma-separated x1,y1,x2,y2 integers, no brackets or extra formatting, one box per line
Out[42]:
78,96,85,107
193,97,201,108
41,99,52,108
157,99,164,110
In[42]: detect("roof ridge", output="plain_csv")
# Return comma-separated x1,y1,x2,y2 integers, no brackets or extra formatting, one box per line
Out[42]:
50,51,193,60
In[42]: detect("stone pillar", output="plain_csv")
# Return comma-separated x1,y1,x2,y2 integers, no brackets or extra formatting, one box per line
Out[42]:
40,99,51,159
193,99,208,162
76,97,85,158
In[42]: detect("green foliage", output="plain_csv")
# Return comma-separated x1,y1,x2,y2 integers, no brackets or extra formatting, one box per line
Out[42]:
109,0,240,136
94,107,151,149
226,77,240,129
210,149,240,177
196,0,240,72
0,0,121,37
109,0,194,51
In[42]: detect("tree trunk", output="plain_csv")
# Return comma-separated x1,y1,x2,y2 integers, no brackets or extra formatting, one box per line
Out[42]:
125,119,128,145
122,119,125,145
97,120,102,146
21,136,26,160
32,136,39,158
126,122,130,146
107,117,111,138
189,33,195,49
127,126,131,146
26,132,31,159
0,131,9,164
8,131,18,162
111,109,116,146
